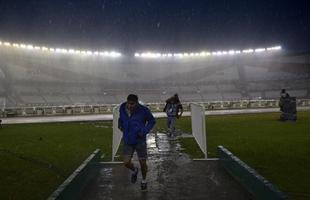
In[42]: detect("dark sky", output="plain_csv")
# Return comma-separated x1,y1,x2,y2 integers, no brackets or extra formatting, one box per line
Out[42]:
0,0,309,53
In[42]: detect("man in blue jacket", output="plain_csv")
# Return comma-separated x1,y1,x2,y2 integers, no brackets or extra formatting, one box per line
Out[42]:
118,94,156,191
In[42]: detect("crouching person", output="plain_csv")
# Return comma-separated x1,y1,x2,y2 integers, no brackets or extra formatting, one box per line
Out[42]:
279,89,297,121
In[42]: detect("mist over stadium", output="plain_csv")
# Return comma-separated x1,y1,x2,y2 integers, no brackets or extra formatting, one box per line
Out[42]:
1,0,309,109
2,40,306,108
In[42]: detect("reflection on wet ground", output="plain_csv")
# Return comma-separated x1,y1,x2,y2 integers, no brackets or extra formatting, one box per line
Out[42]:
81,132,251,200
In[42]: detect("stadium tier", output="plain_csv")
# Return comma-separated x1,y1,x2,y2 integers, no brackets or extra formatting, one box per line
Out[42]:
1,45,310,107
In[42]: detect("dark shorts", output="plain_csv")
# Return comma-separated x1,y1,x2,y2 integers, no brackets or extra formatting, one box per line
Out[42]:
123,142,147,160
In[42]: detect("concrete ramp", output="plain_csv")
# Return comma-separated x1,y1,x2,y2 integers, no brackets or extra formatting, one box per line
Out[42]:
80,133,252,200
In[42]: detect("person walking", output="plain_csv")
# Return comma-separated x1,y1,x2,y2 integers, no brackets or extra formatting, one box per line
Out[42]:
163,94,183,139
118,94,156,191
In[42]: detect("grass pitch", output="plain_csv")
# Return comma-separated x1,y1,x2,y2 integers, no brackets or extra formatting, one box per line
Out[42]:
0,122,112,200
0,111,309,200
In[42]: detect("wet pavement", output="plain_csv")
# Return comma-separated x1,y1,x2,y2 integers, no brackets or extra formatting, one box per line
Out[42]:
80,133,252,200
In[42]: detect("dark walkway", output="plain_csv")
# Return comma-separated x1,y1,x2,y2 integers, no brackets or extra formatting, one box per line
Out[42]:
81,133,252,200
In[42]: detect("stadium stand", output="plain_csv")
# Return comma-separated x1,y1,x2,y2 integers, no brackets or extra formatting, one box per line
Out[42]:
43,95,69,104
0,44,310,111
265,91,282,99
202,93,223,101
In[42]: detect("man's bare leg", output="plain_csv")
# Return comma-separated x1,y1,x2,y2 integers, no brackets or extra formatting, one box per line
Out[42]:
139,159,148,180
123,156,135,171
139,159,148,190
124,156,138,183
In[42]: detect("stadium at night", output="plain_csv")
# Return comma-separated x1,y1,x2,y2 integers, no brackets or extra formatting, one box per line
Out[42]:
1,40,308,108
0,1,309,200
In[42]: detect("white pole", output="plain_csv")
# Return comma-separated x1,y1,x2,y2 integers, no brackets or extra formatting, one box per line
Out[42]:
112,105,122,162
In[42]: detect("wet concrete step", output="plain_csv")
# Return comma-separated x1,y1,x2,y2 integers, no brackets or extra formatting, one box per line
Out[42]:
80,133,252,200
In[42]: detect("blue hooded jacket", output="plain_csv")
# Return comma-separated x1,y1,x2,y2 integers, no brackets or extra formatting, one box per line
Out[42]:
118,102,156,145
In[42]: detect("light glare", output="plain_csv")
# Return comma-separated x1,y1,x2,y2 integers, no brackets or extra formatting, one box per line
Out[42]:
0,40,122,58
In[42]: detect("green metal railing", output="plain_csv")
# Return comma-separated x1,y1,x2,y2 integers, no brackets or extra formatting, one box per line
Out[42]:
47,149,101,200
218,146,288,200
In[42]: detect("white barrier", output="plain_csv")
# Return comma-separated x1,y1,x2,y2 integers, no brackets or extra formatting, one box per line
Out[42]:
112,105,122,162
190,103,207,159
